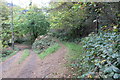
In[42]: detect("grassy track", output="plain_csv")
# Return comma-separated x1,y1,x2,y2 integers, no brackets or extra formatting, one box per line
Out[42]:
19,49,30,64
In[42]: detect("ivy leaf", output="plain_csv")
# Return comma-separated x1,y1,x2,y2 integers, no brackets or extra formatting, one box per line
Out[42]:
112,53,119,58
112,66,120,73
104,66,113,73
113,73,120,79
117,58,120,63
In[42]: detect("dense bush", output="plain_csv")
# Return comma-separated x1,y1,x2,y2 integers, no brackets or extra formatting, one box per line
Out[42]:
81,32,120,79
1,46,19,58
1,50,13,57
1,49,18,62
32,35,56,54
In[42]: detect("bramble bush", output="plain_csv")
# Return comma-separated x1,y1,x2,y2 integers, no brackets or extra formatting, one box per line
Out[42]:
81,32,120,79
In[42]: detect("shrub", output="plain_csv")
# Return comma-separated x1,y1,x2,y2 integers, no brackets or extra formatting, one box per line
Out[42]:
1,50,13,57
1,50,17,62
81,32,120,79
32,35,56,54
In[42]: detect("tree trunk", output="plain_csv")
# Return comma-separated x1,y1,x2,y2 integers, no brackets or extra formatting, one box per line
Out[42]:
11,1,14,50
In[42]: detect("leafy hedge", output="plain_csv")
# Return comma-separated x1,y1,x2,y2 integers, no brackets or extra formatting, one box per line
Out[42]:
81,32,120,79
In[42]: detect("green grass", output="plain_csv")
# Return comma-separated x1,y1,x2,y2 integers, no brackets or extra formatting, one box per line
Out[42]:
1,51,17,62
19,49,30,64
38,43,60,59
63,42,84,77
64,42,83,62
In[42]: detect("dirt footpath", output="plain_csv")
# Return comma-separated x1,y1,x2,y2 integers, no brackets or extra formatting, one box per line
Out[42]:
1,43,69,78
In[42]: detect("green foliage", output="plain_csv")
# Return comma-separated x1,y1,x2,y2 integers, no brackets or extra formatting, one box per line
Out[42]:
1,50,13,57
0,1,11,47
0,0,25,47
64,42,83,61
49,2,120,40
81,32,120,78
38,43,60,59
1,50,17,62
19,49,30,64
19,8,50,41
1,2,50,47
49,2,90,39
64,42,83,77
32,35,60,59
32,35,56,54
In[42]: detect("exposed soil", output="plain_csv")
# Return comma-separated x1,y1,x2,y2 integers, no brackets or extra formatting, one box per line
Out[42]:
1,43,70,78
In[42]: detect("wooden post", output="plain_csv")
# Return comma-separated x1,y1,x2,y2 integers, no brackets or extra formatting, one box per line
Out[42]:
96,16,99,33
93,16,99,33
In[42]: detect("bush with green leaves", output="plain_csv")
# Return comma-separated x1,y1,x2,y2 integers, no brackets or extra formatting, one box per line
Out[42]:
32,35,56,54
81,32,120,79
1,49,18,62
